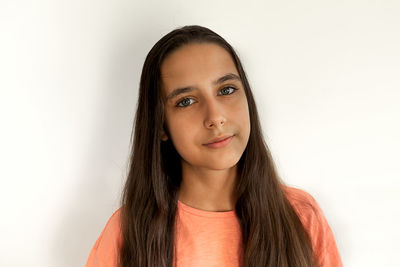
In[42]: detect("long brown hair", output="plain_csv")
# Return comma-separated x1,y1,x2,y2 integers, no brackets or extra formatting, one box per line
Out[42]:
119,25,319,267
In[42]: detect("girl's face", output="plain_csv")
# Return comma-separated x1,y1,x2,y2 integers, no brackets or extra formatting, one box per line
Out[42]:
160,43,250,171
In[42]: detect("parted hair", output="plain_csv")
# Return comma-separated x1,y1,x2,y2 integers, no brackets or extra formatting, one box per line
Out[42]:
118,25,319,267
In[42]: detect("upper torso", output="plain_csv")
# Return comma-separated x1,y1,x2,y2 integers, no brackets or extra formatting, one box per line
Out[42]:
85,185,343,267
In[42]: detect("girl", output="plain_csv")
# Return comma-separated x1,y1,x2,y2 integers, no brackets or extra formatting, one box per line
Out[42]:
86,25,343,267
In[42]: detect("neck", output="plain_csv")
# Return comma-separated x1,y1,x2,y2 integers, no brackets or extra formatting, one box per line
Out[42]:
177,160,238,212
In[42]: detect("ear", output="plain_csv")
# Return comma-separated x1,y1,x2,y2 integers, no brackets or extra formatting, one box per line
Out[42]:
161,128,169,141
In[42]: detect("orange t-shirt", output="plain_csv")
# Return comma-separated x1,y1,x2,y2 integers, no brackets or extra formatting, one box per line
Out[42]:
85,186,343,267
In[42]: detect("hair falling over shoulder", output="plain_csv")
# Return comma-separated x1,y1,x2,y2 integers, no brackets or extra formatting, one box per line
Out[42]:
118,25,320,267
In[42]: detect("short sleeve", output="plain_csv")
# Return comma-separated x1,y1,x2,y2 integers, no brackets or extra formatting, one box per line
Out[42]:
85,208,122,267
284,186,343,267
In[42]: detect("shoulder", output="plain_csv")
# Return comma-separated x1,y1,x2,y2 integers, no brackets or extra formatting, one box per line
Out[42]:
281,185,343,267
85,207,123,267
282,185,320,219
282,184,315,205
92,207,122,250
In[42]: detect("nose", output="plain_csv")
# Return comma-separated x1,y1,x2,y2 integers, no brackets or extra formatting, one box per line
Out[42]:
203,97,226,129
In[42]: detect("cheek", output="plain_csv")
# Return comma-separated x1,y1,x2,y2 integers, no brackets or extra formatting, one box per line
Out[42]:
167,123,201,163
165,113,199,148
233,98,250,128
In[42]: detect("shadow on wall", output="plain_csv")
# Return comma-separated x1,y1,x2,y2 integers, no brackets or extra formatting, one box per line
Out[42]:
49,25,154,267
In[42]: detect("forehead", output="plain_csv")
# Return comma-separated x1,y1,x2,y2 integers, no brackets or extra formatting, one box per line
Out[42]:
160,43,239,94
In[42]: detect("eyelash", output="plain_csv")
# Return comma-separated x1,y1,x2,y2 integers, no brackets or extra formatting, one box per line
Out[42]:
175,86,238,108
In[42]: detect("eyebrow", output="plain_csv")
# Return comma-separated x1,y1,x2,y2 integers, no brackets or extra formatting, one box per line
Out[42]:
165,73,242,101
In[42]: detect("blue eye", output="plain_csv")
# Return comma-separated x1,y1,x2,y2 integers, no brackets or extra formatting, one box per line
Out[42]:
175,86,238,108
176,98,195,107
218,86,237,96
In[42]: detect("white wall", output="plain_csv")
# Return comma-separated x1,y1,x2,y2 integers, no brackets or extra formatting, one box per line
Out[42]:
1,0,399,266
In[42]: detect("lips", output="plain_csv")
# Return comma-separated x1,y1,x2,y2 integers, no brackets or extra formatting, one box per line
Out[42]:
203,135,234,149
204,135,233,145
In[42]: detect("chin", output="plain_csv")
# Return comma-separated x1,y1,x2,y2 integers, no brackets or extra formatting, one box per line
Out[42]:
206,158,240,170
